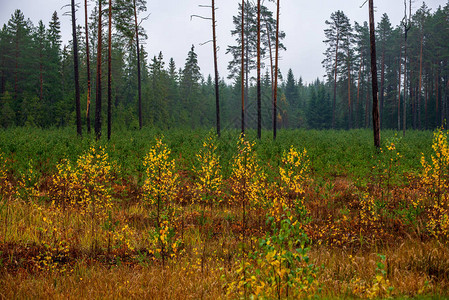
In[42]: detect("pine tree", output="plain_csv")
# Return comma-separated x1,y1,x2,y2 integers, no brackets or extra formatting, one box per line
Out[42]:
377,14,393,128
323,10,352,128
227,1,285,134
411,3,430,130
369,0,380,148
273,0,280,140
72,0,82,136
354,21,370,128
256,0,261,138
107,0,113,140
84,0,92,133
211,0,220,137
115,0,147,129
94,0,103,140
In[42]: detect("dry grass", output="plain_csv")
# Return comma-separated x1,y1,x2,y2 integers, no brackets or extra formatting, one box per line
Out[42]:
2,192,449,299
2,133,449,299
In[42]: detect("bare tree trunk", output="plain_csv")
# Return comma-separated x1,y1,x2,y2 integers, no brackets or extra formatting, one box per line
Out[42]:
436,68,439,126
107,0,112,140
347,47,352,130
85,0,92,134
398,44,402,131
356,55,363,128
94,0,103,140
241,0,245,135
245,13,249,131
369,0,380,148
418,33,423,130
72,0,82,136
403,39,408,137
273,0,280,140
438,63,443,126
365,72,370,128
264,20,274,118
425,74,428,129
332,34,340,129
403,0,411,137
379,47,386,129
134,0,143,130
212,0,220,137
411,67,416,129
257,0,261,139
39,59,43,102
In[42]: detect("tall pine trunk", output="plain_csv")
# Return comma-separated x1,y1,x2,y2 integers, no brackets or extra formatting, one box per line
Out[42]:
212,0,220,137
241,0,245,135
365,72,370,128
134,0,142,130
425,75,428,129
72,0,82,136
356,55,363,128
244,3,249,132
436,67,439,126
369,0,380,148
107,0,112,140
398,44,402,131
403,35,408,137
85,0,92,133
257,0,261,139
264,20,274,120
273,0,280,140
418,34,423,130
347,47,352,130
402,0,411,137
94,0,103,140
379,47,386,129
332,33,340,129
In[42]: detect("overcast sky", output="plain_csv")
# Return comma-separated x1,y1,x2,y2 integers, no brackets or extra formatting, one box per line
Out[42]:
0,0,446,84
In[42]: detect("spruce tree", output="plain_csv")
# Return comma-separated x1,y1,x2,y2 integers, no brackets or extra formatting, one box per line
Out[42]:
181,45,202,128
285,69,300,126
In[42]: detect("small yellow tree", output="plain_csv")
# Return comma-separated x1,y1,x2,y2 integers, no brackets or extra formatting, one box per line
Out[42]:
142,138,178,226
143,138,181,264
193,135,222,207
421,128,449,241
230,137,266,236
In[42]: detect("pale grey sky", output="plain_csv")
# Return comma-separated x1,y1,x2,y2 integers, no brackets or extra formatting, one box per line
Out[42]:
0,0,446,84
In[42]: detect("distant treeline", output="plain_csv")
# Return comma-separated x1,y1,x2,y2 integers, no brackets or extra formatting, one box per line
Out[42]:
0,2,448,131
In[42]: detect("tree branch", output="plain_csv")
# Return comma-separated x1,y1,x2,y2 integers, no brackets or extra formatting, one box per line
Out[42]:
191,15,212,21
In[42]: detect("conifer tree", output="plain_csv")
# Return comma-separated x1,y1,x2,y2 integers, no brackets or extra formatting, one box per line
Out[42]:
369,0,380,148
181,45,202,128
323,10,352,128
285,68,300,126
71,0,82,136
94,0,103,140
107,0,112,140
84,0,92,133
377,14,393,127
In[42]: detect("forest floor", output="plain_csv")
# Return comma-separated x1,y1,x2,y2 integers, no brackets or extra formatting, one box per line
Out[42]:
1,127,448,299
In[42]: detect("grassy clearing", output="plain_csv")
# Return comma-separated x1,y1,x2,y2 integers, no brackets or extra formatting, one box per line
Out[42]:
1,127,448,299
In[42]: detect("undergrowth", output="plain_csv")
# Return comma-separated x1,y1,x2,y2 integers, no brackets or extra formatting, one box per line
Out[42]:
1,128,448,299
